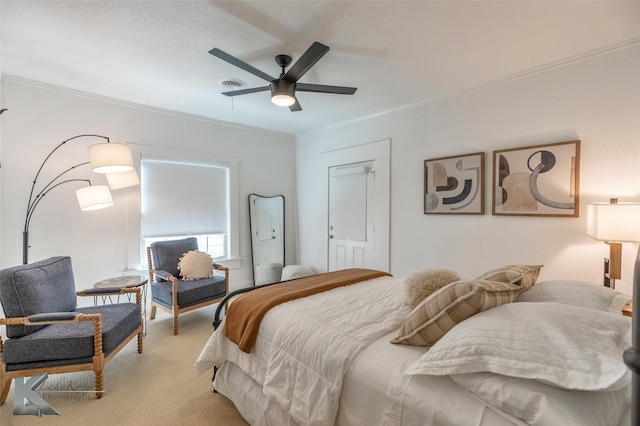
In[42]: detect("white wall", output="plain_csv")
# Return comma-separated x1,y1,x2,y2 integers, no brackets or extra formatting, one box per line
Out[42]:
0,79,296,297
295,45,640,296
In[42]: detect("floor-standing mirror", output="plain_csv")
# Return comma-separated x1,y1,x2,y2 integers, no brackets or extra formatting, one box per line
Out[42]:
249,194,285,285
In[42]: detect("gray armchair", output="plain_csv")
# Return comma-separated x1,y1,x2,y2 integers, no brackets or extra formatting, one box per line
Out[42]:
147,237,229,335
0,256,143,404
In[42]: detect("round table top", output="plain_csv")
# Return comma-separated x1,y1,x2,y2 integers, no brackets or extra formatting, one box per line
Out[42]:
94,275,148,289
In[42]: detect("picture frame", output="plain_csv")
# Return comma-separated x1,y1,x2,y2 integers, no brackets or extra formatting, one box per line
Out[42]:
424,152,485,214
492,140,580,217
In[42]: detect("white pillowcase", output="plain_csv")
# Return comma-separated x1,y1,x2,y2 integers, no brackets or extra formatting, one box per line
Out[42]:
516,279,630,313
405,302,631,391
451,372,630,426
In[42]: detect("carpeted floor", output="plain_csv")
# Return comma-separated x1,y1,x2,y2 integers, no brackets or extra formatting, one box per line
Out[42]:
0,309,249,425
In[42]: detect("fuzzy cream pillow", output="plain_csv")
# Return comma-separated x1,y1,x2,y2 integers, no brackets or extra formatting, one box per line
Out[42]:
178,250,214,281
405,268,461,309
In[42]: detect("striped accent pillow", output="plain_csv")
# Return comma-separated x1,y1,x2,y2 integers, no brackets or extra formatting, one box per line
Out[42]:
391,280,522,346
475,264,542,290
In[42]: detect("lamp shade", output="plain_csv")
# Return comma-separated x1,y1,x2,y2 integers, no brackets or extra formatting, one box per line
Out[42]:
586,202,640,242
76,185,113,211
88,143,134,173
106,169,140,190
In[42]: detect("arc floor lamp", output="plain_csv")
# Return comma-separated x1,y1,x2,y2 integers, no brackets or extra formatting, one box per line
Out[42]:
22,134,137,264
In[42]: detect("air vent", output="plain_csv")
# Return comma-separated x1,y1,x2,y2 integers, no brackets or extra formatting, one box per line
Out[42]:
219,78,246,90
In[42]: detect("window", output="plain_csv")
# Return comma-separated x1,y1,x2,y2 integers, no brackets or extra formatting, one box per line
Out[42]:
141,158,231,260
143,234,227,260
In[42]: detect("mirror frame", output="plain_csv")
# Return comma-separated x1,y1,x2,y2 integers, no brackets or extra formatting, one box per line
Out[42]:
248,193,285,285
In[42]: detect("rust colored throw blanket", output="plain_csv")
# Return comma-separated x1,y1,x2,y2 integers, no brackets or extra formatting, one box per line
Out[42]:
224,268,391,353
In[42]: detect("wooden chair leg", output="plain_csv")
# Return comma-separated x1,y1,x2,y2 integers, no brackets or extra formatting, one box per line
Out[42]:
150,304,157,319
0,377,11,405
137,331,143,353
173,311,179,335
95,369,104,400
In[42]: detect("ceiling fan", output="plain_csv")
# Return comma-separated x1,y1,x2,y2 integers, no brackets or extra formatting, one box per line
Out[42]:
209,41,357,112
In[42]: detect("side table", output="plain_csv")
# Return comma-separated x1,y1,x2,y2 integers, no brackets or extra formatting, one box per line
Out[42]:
94,275,148,333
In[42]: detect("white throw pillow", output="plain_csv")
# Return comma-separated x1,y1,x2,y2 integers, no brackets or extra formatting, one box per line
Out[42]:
281,265,314,281
178,250,214,280
405,301,631,391
255,262,283,285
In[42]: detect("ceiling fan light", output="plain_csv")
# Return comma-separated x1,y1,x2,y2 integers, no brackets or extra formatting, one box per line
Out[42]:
272,94,295,107
271,80,296,107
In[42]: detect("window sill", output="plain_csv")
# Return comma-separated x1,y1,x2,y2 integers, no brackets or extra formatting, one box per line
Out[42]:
216,257,242,270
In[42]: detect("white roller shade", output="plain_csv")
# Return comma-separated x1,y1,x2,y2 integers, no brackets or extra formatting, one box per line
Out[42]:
141,159,229,238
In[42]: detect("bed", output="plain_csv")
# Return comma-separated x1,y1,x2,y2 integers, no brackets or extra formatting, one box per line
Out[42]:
195,264,638,426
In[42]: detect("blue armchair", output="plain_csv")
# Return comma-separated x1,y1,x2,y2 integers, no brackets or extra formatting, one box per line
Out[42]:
0,256,143,404
147,237,228,335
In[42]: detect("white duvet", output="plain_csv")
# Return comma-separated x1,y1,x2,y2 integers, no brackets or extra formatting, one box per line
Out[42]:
195,276,408,426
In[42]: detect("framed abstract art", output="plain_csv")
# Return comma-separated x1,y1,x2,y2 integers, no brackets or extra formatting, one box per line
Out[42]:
424,152,484,214
492,140,580,217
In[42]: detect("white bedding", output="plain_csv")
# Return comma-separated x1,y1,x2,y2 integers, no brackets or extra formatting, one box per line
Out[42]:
195,276,632,426
196,276,409,425
214,332,520,426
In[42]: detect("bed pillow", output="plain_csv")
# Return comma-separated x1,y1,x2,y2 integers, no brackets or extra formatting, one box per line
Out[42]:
178,250,214,280
451,372,630,426
404,268,460,309
475,264,542,290
391,279,522,346
516,279,631,313
405,301,631,391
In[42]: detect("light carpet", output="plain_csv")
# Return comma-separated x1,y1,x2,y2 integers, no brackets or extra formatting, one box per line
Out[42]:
0,309,249,426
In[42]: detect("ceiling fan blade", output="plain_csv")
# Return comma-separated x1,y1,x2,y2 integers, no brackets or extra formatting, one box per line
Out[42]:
209,48,275,82
221,86,270,97
296,83,357,95
289,98,302,112
283,42,330,83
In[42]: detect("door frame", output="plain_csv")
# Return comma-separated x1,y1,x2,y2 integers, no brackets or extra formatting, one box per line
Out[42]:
319,139,391,272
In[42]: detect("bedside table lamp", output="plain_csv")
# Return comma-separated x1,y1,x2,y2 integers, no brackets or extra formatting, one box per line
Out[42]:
586,199,640,289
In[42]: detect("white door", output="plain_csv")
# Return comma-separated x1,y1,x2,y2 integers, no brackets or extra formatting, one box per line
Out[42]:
321,139,390,273
328,162,374,270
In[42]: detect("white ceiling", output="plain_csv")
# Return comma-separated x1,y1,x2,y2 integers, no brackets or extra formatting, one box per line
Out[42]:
2,1,640,135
